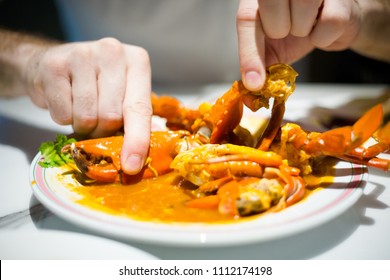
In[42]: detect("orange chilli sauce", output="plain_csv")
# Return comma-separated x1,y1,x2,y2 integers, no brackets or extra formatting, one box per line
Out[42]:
62,158,336,224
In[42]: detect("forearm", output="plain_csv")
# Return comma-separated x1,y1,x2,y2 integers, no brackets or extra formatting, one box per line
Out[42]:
351,0,390,62
0,28,58,97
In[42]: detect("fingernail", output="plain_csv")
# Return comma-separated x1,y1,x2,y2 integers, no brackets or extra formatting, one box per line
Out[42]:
244,71,262,91
124,154,143,174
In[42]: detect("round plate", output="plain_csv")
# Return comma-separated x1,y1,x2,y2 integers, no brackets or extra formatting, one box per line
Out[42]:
30,152,366,247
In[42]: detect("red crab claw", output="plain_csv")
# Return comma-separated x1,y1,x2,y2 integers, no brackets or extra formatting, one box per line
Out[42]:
304,104,384,157
200,81,245,144
69,130,192,184
296,104,389,171
151,93,201,131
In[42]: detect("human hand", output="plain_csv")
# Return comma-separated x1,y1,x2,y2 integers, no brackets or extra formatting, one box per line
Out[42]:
236,0,361,91
26,38,152,175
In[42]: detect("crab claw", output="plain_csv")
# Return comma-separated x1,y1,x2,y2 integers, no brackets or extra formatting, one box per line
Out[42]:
65,131,198,184
305,104,384,157
70,141,120,183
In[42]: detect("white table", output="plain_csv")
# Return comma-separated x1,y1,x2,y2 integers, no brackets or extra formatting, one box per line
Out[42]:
1,84,389,259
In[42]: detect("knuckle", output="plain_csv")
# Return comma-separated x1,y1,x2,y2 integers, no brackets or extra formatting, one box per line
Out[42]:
322,11,350,31
291,29,308,38
97,37,125,55
100,120,123,134
100,112,123,127
124,99,153,118
50,110,72,125
126,46,151,75
69,44,93,62
326,17,345,31
74,114,98,131
53,116,71,125
44,44,92,72
309,32,332,49
236,7,259,23
268,26,290,39
130,46,150,65
46,97,72,125
98,37,122,47
40,54,69,77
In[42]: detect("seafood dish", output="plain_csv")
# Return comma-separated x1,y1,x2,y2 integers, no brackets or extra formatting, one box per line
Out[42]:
38,64,390,223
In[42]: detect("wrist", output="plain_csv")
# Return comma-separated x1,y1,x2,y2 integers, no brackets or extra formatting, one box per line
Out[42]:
0,29,59,97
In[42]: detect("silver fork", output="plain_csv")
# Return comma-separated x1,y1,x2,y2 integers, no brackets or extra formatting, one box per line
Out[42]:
0,204,52,228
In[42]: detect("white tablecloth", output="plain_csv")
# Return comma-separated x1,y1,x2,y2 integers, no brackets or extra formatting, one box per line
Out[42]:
1,83,389,259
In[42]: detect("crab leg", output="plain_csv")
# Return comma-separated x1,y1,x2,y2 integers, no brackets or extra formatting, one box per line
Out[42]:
257,100,285,151
188,144,283,167
285,176,306,206
151,93,201,130
171,143,283,186
278,103,390,172
304,104,383,156
336,155,390,171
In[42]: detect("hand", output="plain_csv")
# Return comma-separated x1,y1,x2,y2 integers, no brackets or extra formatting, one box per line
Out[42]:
26,37,152,174
236,0,361,91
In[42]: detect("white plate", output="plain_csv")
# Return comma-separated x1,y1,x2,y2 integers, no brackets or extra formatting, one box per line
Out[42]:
0,229,157,259
30,152,366,247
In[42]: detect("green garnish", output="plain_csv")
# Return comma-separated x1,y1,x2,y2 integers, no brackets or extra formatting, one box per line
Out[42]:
38,134,76,168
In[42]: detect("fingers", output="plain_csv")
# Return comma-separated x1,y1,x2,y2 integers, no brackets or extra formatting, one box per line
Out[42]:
70,47,98,134
121,46,152,175
92,38,126,137
32,39,153,176
33,51,73,125
70,38,128,137
33,39,153,175
259,0,290,39
290,0,323,37
310,0,359,50
258,0,324,39
261,0,357,49
236,0,266,91
237,0,359,92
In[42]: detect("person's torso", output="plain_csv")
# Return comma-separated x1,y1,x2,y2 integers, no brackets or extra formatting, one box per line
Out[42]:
55,0,240,85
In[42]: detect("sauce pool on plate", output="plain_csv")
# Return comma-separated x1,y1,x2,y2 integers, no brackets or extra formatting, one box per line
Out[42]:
58,157,336,224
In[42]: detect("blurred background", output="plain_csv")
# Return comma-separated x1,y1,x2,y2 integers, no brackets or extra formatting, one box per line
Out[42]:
1,0,389,84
